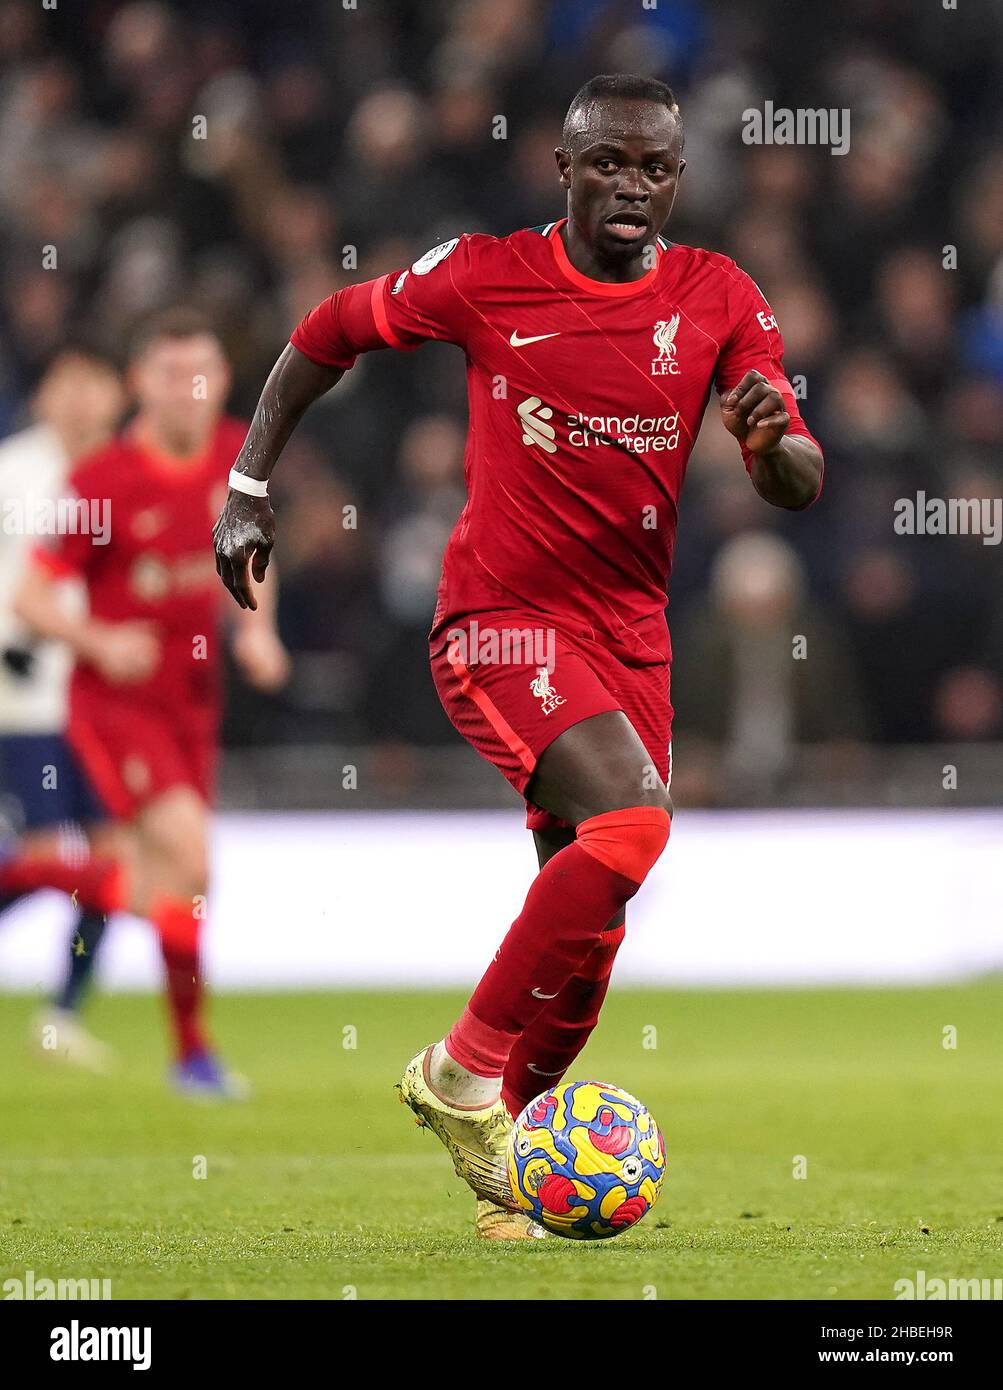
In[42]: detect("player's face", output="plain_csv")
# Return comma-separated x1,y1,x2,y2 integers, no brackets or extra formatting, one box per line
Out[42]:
35,356,125,456
557,100,685,262
130,334,231,449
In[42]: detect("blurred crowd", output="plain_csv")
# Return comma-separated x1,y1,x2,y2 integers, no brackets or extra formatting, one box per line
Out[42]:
2,0,1002,796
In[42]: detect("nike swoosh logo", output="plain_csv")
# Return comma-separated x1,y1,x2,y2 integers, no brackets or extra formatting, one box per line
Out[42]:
509,331,560,347
527,1063,565,1076
530,987,559,1000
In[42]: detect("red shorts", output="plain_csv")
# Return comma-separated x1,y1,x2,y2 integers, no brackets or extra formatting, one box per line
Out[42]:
66,695,218,821
430,610,672,831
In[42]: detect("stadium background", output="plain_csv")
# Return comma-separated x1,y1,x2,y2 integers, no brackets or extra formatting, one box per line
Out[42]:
1,0,1001,989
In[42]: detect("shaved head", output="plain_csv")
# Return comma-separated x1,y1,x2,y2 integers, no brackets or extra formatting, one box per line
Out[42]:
562,73,683,155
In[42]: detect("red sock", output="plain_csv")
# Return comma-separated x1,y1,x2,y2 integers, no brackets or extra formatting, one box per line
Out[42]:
151,897,209,1062
446,807,669,1077
501,921,625,1118
0,853,125,914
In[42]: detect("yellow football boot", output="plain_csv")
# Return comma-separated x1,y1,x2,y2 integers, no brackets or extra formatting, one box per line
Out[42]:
474,1198,546,1240
396,1045,517,1209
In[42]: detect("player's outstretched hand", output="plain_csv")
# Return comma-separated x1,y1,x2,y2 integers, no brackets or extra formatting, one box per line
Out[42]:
719,370,790,456
213,490,274,611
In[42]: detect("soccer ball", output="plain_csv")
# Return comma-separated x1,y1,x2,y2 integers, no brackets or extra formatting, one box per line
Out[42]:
506,1080,666,1240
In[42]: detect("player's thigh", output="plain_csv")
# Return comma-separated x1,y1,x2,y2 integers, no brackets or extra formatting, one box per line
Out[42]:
134,785,210,898
527,709,672,827
430,621,621,803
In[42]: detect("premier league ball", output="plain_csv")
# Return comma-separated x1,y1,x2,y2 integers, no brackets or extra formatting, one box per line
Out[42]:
506,1080,666,1240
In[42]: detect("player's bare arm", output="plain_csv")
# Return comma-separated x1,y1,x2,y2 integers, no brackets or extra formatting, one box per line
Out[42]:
213,346,344,610
229,562,290,692
720,368,823,510
14,560,160,684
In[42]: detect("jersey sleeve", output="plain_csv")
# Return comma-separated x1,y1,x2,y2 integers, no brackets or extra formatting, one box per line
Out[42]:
715,263,823,493
290,235,476,370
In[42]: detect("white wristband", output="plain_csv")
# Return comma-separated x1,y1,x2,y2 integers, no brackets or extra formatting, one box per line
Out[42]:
228,469,268,498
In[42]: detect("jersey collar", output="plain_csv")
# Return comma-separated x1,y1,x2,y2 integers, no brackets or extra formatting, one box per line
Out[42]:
547,217,662,297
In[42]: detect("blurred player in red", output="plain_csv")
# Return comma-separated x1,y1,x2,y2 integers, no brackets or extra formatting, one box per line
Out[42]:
213,75,824,1226
14,310,289,1097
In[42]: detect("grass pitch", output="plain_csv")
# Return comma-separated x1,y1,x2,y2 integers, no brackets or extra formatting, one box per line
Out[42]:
1,984,1001,1300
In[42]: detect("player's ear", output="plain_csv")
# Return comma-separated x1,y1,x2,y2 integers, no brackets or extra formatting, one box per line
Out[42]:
677,158,687,180
555,147,572,188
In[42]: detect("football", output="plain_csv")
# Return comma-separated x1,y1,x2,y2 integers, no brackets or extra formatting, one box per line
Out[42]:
507,1080,666,1240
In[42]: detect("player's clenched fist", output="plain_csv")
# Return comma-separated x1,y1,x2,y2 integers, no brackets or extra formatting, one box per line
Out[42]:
719,369,791,456
213,490,274,611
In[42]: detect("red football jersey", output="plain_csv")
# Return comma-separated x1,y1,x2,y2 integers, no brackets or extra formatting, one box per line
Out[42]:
36,417,244,714
292,218,823,665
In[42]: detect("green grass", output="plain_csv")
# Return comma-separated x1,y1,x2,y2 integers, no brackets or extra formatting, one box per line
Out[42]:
1,985,1002,1299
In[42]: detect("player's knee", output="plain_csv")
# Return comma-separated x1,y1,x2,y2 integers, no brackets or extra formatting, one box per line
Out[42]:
143,830,207,900
575,805,671,889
